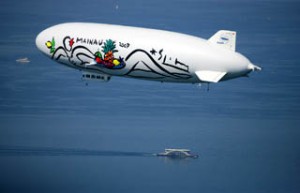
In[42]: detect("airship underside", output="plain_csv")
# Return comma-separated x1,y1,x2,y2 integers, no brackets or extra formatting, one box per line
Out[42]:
36,23,261,83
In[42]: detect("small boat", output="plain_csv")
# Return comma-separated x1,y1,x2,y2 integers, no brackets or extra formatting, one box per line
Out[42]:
16,57,30,63
156,149,198,158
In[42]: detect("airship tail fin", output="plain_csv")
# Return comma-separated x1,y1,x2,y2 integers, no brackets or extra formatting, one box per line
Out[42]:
208,30,236,52
195,71,227,83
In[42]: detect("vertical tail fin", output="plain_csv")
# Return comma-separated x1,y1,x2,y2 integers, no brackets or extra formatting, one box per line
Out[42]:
208,30,236,51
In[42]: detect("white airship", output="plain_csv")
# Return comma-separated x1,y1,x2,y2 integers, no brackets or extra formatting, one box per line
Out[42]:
36,23,261,84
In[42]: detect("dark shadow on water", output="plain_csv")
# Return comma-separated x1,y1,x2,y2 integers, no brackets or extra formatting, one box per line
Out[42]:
0,146,154,157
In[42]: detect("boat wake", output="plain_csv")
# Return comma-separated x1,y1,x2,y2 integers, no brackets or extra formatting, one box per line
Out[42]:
0,146,153,157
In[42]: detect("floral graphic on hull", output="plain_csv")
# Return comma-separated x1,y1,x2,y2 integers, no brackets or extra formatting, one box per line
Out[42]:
45,37,126,70
94,39,125,69
45,37,56,54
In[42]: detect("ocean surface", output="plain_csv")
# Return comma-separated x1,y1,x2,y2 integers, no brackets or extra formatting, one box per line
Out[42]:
0,0,300,192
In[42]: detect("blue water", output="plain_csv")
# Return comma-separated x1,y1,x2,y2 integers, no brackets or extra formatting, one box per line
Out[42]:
0,0,300,192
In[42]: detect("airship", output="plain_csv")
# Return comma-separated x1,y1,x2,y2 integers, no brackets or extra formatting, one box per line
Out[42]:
36,22,261,84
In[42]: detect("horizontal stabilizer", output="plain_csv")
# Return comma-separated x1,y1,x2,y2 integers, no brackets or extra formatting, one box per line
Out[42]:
208,30,236,51
195,71,226,83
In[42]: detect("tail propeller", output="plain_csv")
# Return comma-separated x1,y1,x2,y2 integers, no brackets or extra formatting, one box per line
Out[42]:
248,63,262,71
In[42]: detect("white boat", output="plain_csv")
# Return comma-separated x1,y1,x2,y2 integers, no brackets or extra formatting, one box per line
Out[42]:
156,149,198,158
16,57,30,63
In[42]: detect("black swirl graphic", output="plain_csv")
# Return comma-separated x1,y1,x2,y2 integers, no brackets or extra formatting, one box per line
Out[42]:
125,49,192,80
49,37,191,81
50,36,125,71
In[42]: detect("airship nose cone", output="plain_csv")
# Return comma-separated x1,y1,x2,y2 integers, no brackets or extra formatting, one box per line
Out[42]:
35,31,43,51
35,29,50,55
